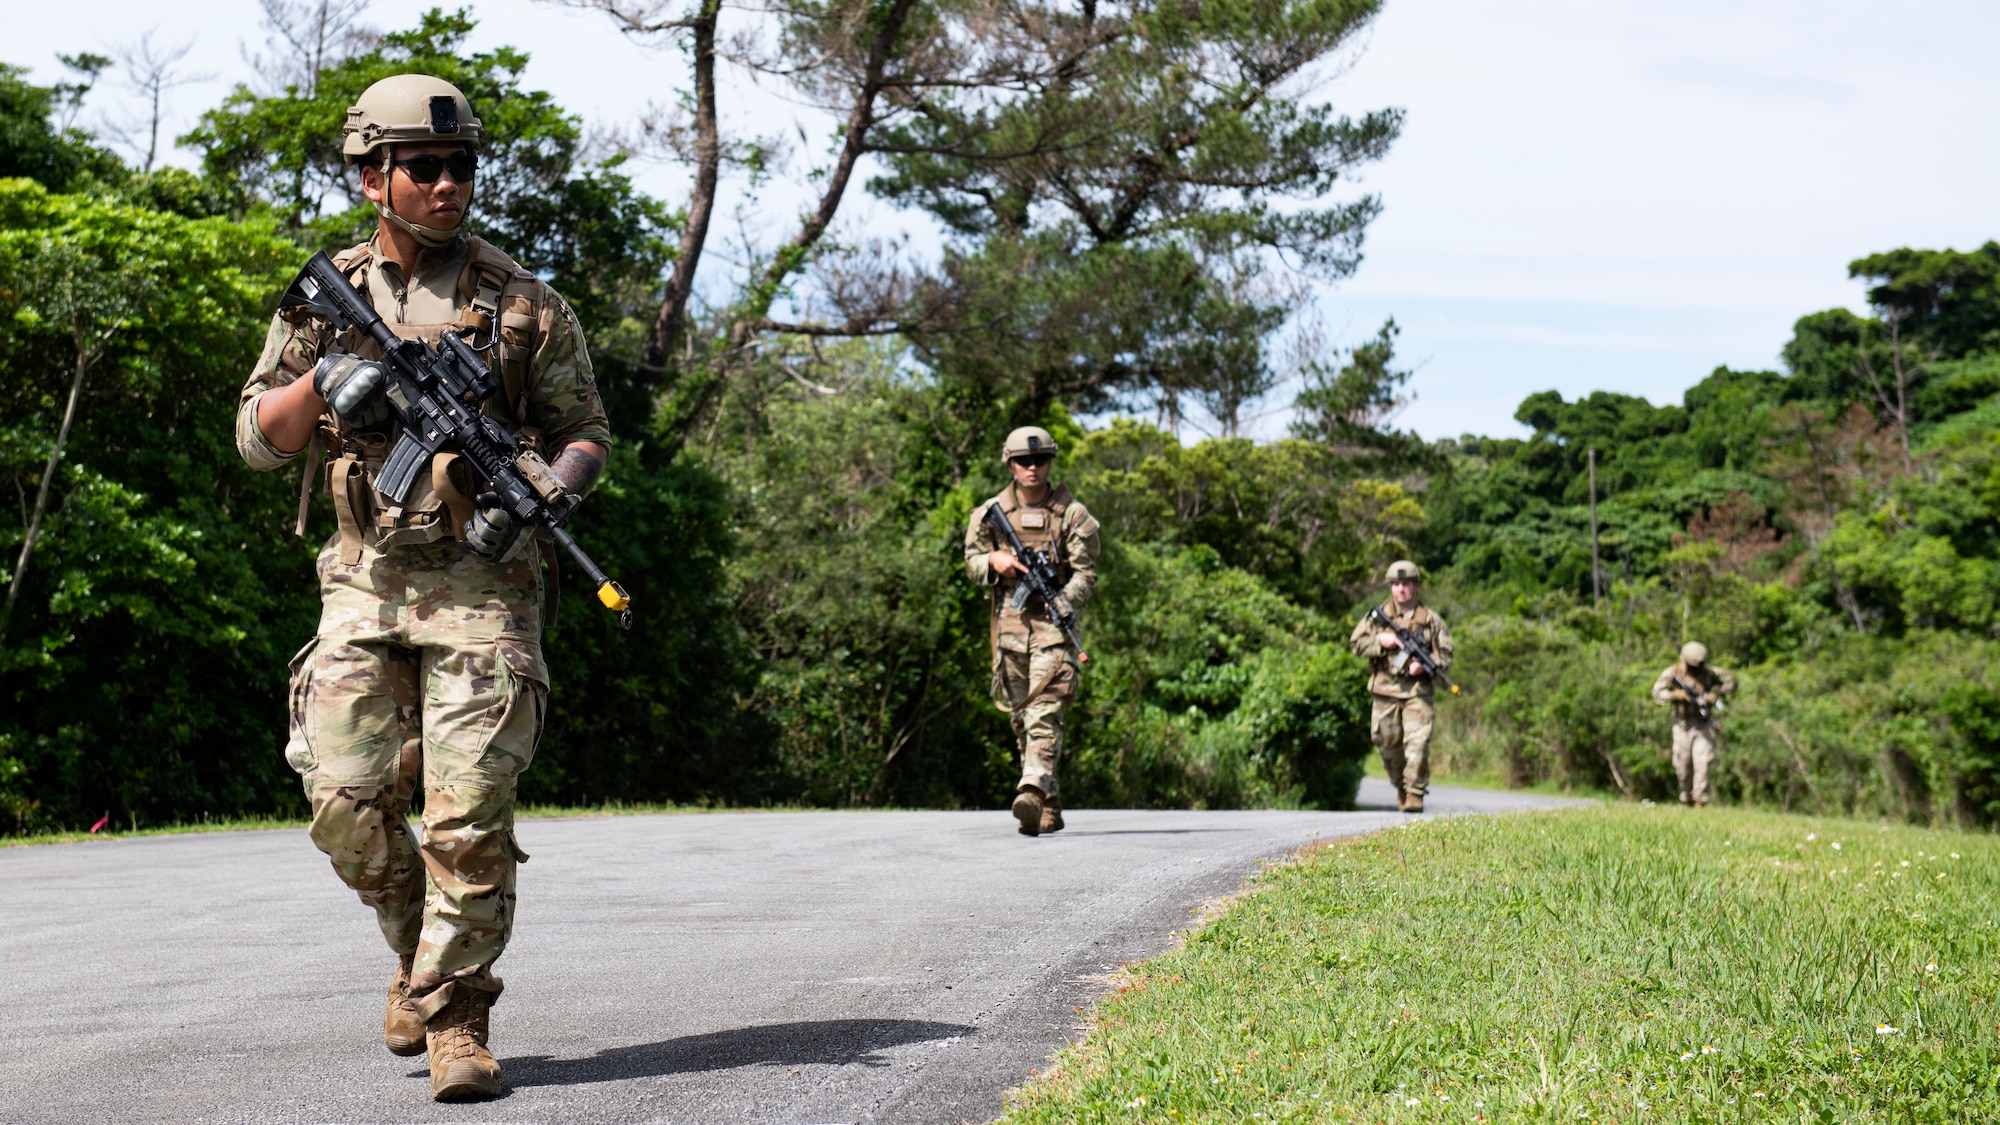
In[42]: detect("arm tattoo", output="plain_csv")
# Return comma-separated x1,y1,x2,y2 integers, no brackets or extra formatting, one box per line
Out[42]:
551,444,606,495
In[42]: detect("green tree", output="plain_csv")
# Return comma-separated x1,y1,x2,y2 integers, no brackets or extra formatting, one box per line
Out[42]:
183,8,676,336
0,178,310,831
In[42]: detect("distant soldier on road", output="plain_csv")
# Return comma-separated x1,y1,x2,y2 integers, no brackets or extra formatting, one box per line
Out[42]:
964,427,1101,837
1652,642,1735,807
234,76,611,1100
1349,561,1454,813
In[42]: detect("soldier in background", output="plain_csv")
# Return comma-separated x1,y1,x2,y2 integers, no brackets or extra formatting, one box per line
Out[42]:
964,427,1101,836
236,75,610,1100
1652,642,1735,807
1349,561,1454,813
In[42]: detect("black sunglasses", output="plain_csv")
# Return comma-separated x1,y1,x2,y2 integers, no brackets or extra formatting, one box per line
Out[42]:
393,152,477,184
1011,453,1055,468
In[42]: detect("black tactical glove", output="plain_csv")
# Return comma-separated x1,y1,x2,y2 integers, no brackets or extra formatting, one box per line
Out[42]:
312,353,392,428
463,492,531,563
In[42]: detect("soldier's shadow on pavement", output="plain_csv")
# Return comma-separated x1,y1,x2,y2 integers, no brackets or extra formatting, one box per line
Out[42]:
497,1018,975,1088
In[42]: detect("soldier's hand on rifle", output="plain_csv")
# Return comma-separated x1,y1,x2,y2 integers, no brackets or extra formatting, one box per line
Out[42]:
1668,689,1690,702
464,493,531,563
1377,630,1402,651
312,354,392,428
989,549,1025,578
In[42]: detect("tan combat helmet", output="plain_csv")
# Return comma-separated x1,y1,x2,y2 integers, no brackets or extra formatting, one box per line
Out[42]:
1680,641,1709,668
1002,426,1059,462
1384,560,1422,583
342,74,483,248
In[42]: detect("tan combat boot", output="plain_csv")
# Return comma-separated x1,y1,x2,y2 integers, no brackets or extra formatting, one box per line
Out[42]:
384,954,426,1057
1403,792,1423,814
1040,796,1064,834
1012,786,1045,836
427,985,503,1101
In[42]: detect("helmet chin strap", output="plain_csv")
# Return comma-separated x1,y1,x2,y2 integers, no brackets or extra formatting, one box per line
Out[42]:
377,148,472,249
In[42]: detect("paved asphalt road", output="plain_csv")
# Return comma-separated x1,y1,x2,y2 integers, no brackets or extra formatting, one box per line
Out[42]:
0,780,1577,1125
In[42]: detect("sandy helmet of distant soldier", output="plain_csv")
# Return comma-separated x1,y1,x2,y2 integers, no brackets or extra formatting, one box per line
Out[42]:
1384,559,1422,583
1680,641,1709,668
341,73,484,248
1002,426,1059,463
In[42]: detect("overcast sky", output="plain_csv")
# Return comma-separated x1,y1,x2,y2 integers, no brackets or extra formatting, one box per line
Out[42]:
11,0,1997,439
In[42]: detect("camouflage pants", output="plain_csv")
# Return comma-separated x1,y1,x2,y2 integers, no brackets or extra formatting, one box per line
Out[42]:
997,643,1077,798
1371,694,1436,798
284,536,548,1020
1671,721,1718,804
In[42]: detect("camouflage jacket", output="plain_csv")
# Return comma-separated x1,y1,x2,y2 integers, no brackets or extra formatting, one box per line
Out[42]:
1651,662,1736,725
235,233,610,554
1349,600,1454,700
964,483,1101,654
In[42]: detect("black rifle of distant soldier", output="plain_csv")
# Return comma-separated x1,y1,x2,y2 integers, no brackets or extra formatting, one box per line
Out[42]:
1366,605,1459,695
279,251,633,630
1670,671,1714,722
982,504,1089,665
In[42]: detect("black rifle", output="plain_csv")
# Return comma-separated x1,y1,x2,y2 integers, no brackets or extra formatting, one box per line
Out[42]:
1670,671,1714,722
1366,605,1460,695
279,251,633,630
982,504,1089,664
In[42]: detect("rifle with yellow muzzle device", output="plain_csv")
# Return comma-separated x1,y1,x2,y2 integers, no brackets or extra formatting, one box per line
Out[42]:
280,251,634,630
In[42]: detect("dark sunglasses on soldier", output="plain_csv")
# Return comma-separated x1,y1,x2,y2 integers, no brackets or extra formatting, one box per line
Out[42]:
393,153,477,184
1011,453,1055,468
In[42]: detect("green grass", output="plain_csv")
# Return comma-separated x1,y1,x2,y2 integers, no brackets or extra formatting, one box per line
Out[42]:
1004,805,2000,1123
0,799,874,847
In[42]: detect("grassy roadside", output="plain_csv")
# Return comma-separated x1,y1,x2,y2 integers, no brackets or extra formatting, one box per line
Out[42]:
1004,805,2000,1122
1360,754,1622,803
0,800,816,848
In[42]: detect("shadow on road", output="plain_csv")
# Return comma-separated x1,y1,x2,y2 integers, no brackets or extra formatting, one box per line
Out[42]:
501,1018,974,1087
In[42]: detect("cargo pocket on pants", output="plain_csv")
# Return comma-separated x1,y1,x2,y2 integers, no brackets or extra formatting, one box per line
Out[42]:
283,638,320,778
475,636,549,779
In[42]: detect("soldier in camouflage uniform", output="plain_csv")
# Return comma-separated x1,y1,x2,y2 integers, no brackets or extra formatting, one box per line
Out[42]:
964,426,1101,837
234,76,610,1102
1349,560,1454,813
1651,641,1735,807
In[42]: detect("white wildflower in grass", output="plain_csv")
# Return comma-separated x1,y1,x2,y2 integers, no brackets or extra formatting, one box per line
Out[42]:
1832,841,1842,850
1926,963,1939,973
1951,852,1960,859
1680,1052,1696,1062
1701,1044,1719,1055
1125,1095,1147,1108
1751,1091,1767,1098
1808,833,1817,841
1406,1097,1421,1107
1877,1023,1901,1035
1901,860,1911,867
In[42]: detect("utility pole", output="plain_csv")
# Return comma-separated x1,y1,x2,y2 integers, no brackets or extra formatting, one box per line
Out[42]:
1587,447,1603,608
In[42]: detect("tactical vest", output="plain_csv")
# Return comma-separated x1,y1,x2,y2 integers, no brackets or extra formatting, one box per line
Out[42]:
295,237,546,562
993,483,1075,591
1381,601,1437,632
1673,663,1725,693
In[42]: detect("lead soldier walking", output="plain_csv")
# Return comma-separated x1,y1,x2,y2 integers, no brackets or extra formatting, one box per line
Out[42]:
1349,561,1454,813
964,427,1101,836
1651,642,1735,807
234,76,611,1100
